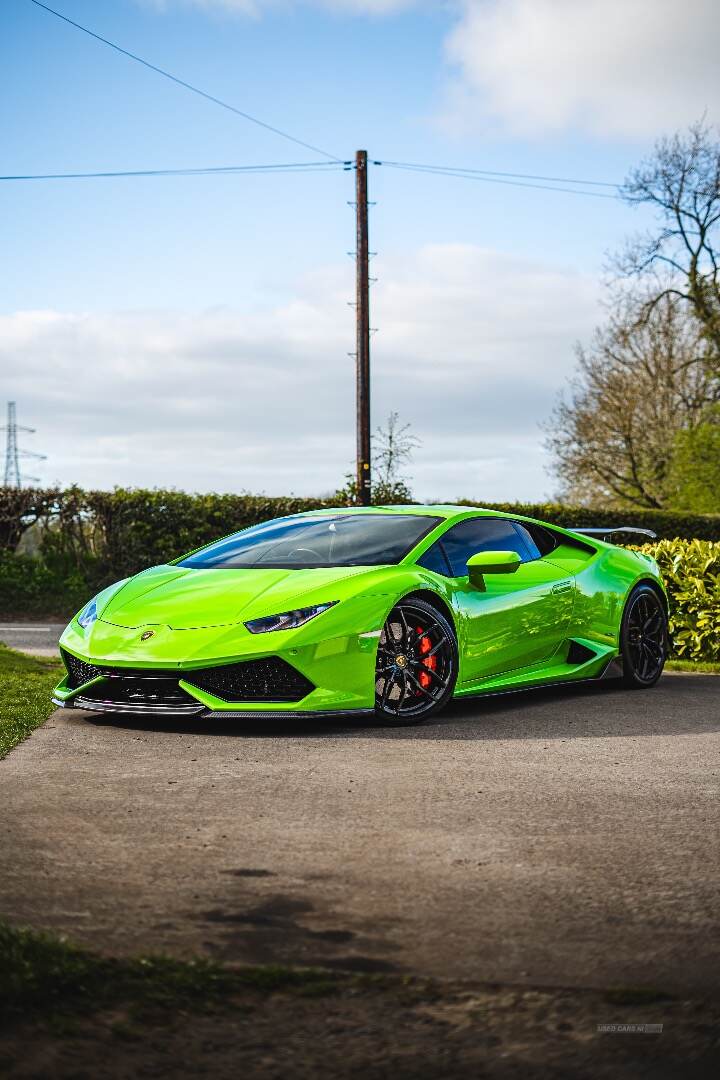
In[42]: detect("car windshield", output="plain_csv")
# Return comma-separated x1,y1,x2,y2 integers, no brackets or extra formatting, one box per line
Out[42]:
177,514,441,570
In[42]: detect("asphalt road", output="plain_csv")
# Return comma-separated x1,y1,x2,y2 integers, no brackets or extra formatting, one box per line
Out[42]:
1,668,718,995
0,622,65,657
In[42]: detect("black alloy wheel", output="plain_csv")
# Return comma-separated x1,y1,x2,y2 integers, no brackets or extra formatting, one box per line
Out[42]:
620,584,668,688
375,598,457,723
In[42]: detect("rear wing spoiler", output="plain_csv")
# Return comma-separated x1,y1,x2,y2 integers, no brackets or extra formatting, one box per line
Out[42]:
571,526,657,543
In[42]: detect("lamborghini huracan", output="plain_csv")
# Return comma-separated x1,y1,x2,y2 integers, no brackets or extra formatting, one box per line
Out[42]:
53,506,669,724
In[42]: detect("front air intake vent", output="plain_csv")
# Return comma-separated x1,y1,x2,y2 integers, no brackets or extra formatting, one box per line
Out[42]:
62,650,102,689
184,657,315,703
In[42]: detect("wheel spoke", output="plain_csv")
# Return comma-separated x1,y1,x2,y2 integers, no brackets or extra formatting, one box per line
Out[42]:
636,646,646,679
395,672,409,713
397,608,414,650
380,674,394,710
419,619,441,642
641,642,655,679
646,640,663,662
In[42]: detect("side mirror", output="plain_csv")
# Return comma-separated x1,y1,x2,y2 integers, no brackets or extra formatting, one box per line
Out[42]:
467,550,521,589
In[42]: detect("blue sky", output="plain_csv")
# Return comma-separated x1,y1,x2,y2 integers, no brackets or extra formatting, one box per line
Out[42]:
3,0,718,499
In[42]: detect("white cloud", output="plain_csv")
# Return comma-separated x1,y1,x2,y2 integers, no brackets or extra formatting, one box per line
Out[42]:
2,247,599,501
149,0,719,137
444,0,720,137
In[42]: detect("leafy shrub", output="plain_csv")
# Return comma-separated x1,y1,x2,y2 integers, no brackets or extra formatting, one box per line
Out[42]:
639,539,720,662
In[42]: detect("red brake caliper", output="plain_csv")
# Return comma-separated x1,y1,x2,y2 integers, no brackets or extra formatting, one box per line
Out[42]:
417,626,437,690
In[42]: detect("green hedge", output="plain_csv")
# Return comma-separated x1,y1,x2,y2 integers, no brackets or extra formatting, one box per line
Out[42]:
0,551,91,619
639,539,720,662
0,488,334,616
2,486,720,619
457,500,720,541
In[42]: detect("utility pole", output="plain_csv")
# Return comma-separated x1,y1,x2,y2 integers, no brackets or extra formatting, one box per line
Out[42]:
2,402,46,487
355,149,371,505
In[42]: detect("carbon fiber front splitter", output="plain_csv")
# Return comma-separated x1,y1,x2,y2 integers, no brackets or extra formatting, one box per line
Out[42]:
52,696,375,721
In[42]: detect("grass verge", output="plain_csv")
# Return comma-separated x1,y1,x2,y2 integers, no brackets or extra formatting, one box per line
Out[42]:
0,644,63,759
0,918,373,1029
665,658,720,674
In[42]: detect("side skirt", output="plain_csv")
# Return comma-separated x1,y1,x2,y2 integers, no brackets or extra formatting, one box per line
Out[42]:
450,660,625,704
453,649,622,702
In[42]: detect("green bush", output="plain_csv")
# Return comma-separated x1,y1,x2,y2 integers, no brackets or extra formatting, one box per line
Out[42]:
640,539,720,662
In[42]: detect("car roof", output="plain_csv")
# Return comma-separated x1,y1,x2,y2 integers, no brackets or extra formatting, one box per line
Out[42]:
298,505,511,522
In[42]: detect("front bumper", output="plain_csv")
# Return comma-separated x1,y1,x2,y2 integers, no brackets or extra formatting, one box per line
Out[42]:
54,605,384,717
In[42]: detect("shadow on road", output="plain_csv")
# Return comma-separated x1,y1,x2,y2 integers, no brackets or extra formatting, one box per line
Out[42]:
66,673,720,742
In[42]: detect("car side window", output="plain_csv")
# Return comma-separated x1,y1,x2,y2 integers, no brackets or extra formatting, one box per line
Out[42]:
512,523,542,561
519,521,558,557
416,542,452,576
441,518,535,577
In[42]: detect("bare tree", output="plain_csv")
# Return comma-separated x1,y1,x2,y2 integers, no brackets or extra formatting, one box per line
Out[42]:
334,412,420,505
374,411,421,495
544,295,719,508
617,121,720,360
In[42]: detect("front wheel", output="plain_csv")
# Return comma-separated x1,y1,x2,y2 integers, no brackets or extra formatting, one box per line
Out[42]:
620,584,668,689
375,598,457,724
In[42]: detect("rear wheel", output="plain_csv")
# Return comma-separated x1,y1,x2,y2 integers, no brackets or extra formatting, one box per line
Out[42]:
375,598,457,724
620,584,668,688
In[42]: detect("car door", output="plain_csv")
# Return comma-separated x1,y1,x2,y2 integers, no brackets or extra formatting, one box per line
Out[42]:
418,517,574,685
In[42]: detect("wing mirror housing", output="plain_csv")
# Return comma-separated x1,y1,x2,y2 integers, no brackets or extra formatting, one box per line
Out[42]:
467,550,521,589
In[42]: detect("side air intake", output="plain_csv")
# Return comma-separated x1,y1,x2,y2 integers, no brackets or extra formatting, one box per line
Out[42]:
566,640,598,665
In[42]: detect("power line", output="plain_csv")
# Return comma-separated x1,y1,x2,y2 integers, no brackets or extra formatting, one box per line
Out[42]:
378,161,621,199
0,161,348,182
0,158,620,199
27,0,342,162
377,160,620,189
377,161,622,200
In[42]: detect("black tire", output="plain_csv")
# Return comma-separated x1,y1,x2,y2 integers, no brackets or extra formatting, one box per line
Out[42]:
374,597,457,724
619,584,668,689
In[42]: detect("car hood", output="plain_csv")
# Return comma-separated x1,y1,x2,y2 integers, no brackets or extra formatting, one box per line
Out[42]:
99,563,385,630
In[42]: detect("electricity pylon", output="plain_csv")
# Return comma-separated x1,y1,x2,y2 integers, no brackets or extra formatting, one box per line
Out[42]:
1,402,46,487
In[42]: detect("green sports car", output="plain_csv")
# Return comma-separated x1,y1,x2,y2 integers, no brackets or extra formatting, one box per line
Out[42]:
53,505,669,724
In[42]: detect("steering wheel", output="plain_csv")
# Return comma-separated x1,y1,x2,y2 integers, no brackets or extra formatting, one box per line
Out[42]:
288,547,324,561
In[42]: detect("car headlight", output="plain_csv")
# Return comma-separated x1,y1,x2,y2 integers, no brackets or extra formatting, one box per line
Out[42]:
244,602,337,634
77,598,99,630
